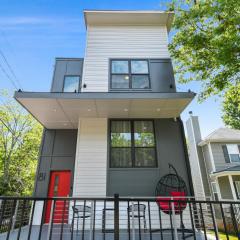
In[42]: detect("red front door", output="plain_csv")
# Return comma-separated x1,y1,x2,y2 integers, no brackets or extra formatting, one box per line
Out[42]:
45,171,71,223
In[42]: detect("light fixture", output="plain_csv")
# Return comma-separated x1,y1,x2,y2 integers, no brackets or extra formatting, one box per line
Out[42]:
87,108,91,112
53,109,57,112
156,108,161,112
124,108,128,112
124,75,129,80
63,123,67,126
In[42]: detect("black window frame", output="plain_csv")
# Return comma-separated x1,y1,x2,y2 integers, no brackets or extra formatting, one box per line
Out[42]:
63,75,81,93
110,59,151,90
109,119,158,168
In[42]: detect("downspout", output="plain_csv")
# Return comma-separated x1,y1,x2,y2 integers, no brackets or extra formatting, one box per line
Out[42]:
178,117,195,196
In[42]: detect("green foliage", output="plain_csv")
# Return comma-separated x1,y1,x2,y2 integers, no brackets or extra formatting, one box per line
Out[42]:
168,0,240,100
0,92,43,196
222,83,240,129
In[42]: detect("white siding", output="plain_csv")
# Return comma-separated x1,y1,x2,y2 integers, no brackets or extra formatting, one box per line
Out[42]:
73,118,107,197
82,25,170,92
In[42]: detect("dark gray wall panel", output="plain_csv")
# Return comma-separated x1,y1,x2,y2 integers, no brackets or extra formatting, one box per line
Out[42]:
149,59,176,92
51,59,83,92
34,129,77,197
53,130,77,155
107,118,192,197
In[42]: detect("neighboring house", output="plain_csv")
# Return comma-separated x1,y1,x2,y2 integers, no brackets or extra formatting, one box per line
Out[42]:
186,114,240,201
14,10,195,206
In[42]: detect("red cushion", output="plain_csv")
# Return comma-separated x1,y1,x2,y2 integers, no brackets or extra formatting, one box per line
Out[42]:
156,191,187,214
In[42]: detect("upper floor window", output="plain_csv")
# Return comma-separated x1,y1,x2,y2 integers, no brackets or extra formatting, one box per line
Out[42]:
110,60,150,89
63,76,80,92
226,144,240,162
110,120,157,168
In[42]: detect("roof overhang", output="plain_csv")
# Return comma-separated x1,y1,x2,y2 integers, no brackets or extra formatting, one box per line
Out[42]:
84,10,174,32
199,139,240,146
14,91,195,129
211,170,240,178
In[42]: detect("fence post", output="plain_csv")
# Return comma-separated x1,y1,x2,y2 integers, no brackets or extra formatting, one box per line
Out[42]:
114,193,119,240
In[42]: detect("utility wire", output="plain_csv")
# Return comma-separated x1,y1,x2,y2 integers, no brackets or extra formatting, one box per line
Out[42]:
0,49,22,89
0,62,18,90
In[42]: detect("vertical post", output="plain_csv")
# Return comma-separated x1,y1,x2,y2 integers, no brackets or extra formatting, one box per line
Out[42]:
114,194,119,240
131,201,135,240
228,175,238,200
171,197,178,240
11,200,19,231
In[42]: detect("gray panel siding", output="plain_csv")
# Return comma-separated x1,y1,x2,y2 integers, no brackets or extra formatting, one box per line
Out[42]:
149,59,176,92
107,118,192,197
218,176,233,199
51,59,83,92
211,142,240,171
34,129,77,197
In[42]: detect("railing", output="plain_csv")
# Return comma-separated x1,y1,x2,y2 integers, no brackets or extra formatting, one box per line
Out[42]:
0,195,240,240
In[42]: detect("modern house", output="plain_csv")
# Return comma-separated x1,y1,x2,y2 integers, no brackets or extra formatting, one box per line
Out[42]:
186,114,240,201
14,10,195,206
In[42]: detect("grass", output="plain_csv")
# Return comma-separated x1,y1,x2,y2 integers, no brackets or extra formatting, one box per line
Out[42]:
208,231,238,240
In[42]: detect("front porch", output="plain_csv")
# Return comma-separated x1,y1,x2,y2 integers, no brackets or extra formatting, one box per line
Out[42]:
211,169,240,201
0,196,240,240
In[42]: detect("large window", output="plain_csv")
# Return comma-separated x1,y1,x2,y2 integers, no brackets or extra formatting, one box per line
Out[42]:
226,144,240,162
110,60,150,89
110,120,157,168
63,76,80,92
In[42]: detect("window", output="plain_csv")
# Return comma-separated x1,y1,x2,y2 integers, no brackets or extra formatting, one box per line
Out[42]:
110,120,157,168
63,76,80,92
110,60,150,90
226,144,240,162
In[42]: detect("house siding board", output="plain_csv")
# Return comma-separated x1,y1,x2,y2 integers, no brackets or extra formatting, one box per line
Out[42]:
107,118,193,196
82,25,170,92
202,145,213,174
73,118,107,197
51,59,83,92
211,142,240,171
34,129,77,197
218,176,233,199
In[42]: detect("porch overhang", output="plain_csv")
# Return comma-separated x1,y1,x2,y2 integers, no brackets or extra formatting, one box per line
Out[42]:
14,91,195,129
211,166,240,178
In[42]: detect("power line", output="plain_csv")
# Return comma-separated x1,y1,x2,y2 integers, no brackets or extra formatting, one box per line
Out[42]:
0,62,19,90
0,49,22,89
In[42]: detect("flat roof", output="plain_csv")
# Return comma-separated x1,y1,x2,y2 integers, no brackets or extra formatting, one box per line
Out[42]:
15,91,195,129
84,10,174,32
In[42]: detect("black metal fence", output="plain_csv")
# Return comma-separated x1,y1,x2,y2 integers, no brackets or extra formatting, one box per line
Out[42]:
0,195,240,240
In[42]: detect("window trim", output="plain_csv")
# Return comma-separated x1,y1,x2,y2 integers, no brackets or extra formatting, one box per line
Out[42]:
109,119,158,168
109,59,151,91
62,75,81,93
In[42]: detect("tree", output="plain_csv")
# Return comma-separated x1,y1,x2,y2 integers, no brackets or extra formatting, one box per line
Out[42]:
0,92,42,196
168,0,240,100
222,83,240,129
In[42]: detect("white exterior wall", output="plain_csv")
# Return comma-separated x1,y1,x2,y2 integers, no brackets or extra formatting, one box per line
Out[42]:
82,25,170,92
73,118,107,197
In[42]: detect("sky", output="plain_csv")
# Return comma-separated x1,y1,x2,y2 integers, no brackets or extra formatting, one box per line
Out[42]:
0,0,224,138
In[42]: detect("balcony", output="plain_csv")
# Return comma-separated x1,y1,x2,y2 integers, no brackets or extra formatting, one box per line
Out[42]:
0,196,239,240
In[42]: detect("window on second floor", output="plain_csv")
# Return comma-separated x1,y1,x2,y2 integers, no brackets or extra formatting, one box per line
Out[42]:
63,76,80,92
110,60,150,90
226,144,240,162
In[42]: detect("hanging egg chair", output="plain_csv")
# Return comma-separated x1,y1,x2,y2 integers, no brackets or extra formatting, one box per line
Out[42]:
155,164,187,215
